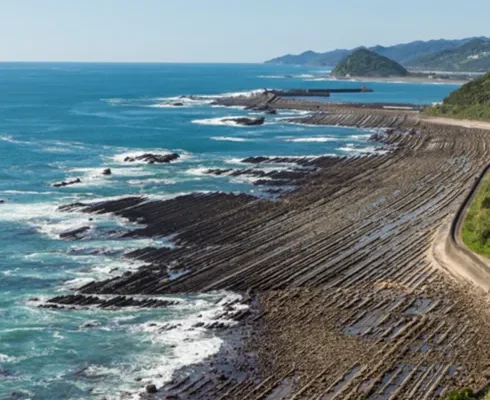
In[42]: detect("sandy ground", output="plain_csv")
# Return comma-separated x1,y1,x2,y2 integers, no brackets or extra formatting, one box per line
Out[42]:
420,115,490,130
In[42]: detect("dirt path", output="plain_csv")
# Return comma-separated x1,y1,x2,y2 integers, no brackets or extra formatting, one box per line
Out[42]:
420,115,490,130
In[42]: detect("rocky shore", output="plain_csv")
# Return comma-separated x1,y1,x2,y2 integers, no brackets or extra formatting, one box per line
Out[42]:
46,97,490,399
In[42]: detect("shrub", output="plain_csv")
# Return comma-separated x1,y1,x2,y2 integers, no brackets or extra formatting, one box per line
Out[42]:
481,197,490,209
445,389,476,400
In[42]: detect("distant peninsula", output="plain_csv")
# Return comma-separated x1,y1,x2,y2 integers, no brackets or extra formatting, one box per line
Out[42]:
265,37,490,73
331,48,409,78
406,38,490,72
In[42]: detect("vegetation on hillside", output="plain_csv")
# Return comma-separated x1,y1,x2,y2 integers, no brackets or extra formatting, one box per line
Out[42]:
331,48,408,77
424,71,490,120
407,39,490,72
462,174,490,257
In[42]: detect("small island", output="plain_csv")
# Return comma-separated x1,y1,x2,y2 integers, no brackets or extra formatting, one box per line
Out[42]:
331,48,409,78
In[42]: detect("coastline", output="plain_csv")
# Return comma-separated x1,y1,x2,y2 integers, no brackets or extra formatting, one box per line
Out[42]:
44,94,490,398
328,75,470,85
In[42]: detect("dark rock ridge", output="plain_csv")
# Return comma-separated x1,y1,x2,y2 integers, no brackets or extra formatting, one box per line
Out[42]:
222,117,265,126
205,167,314,187
59,193,258,242
52,178,81,188
241,156,325,166
41,294,178,310
102,168,112,175
124,153,180,164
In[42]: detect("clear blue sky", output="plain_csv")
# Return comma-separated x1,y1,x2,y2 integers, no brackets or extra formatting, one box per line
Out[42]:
1,0,489,62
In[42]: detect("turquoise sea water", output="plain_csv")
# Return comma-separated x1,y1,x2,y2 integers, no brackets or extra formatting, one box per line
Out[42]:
0,63,459,399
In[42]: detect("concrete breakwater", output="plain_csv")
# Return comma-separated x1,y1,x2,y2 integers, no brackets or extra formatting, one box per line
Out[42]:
267,87,373,97
47,102,490,399
216,92,423,114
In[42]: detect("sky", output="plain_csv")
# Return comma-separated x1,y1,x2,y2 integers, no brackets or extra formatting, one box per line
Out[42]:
0,0,489,63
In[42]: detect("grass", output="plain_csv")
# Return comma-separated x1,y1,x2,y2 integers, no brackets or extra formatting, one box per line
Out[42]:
444,389,490,400
445,389,477,399
462,174,490,258
424,104,490,121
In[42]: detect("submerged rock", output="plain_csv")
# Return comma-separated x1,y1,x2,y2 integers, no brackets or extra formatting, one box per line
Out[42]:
82,321,99,329
172,102,184,107
222,117,265,126
59,226,90,239
52,178,82,188
124,153,180,164
102,168,112,175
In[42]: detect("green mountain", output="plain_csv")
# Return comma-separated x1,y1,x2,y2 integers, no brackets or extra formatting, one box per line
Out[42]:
265,37,488,66
424,71,490,120
331,48,409,77
407,39,490,72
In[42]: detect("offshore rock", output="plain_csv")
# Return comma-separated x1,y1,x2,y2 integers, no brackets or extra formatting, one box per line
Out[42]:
124,153,180,164
222,117,265,126
52,178,81,188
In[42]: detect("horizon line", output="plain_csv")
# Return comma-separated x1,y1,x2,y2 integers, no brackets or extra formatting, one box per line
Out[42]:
0,60,268,65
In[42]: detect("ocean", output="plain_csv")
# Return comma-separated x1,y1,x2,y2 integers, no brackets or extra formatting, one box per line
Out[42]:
0,63,459,399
